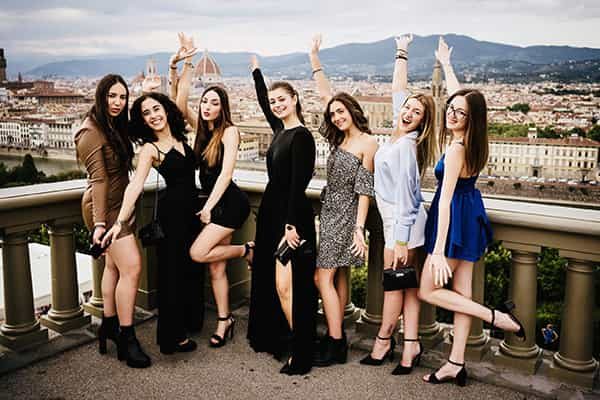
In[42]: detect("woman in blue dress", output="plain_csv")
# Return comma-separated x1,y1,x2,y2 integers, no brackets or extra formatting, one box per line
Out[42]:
418,37,525,386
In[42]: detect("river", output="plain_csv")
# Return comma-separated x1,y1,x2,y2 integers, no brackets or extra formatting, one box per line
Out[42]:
0,154,82,176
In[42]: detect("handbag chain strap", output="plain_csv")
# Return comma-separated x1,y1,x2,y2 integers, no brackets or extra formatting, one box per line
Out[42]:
152,169,159,221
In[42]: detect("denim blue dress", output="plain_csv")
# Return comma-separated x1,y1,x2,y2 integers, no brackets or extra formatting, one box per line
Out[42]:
425,154,493,262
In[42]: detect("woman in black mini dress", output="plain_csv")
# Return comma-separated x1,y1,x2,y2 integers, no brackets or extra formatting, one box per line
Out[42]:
175,51,251,348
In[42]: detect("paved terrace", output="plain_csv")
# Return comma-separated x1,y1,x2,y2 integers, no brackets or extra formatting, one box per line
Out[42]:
0,308,549,400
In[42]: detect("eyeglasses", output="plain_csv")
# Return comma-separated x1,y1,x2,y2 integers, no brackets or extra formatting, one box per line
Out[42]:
446,104,468,120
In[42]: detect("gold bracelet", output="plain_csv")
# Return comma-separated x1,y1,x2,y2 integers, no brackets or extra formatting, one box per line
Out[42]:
395,240,408,246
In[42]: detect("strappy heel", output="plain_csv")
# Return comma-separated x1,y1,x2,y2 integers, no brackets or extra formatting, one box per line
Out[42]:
243,242,255,267
490,300,526,341
360,335,396,365
425,359,467,387
391,338,422,375
209,314,235,348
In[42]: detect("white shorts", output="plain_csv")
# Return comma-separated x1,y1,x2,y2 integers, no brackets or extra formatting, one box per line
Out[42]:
375,194,427,250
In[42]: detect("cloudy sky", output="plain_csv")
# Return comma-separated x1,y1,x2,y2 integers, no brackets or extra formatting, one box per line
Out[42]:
1,0,599,70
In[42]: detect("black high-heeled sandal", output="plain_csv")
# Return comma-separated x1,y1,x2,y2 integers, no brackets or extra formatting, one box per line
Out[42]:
209,314,235,348
243,242,255,267
360,335,396,366
491,300,526,341
391,338,422,375
425,359,467,387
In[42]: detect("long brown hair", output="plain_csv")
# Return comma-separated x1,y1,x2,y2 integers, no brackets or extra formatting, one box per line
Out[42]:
269,81,305,125
320,92,371,148
193,86,234,167
440,89,488,176
86,74,133,170
401,94,437,178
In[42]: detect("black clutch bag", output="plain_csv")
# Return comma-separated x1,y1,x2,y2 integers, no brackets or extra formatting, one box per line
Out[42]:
274,239,310,265
382,266,418,291
138,170,165,247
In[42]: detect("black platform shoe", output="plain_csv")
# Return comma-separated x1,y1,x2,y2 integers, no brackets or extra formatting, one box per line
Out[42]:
98,314,119,355
313,335,348,367
117,326,152,368
391,338,422,375
425,359,467,387
209,314,236,348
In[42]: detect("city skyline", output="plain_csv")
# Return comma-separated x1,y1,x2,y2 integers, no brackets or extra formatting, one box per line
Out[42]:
2,0,600,73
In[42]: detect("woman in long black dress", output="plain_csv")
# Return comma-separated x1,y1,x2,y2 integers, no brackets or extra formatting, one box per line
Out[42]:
247,55,317,375
103,92,203,354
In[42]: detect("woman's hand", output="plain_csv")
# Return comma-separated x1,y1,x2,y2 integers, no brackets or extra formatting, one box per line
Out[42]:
429,254,453,287
284,224,300,249
350,228,367,258
311,34,322,55
392,243,408,269
197,207,211,224
93,225,106,245
435,36,453,66
142,74,161,93
100,224,120,248
395,33,413,51
250,54,259,72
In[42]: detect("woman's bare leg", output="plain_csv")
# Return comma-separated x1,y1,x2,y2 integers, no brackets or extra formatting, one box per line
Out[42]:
107,234,142,326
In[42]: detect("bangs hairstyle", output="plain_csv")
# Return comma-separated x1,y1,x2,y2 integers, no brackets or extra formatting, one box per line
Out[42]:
440,89,489,176
193,86,234,167
86,74,133,170
129,92,187,144
402,93,437,178
320,92,371,148
269,81,305,125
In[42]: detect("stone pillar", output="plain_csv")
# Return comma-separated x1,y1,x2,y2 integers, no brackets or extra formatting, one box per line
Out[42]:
356,206,384,336
493,244,542,374
228,205,256,308
0,231,48,350
83,257,105,318
465,259,490,360
343,269,360,326
135,192,158,310
549,255,598,389
40,223,91,332
416,248,444,349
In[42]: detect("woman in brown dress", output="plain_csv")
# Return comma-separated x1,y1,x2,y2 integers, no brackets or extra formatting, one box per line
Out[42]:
74,74,151,368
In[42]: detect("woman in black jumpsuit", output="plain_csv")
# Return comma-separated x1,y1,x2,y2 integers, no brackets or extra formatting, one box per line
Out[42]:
247,57,317,375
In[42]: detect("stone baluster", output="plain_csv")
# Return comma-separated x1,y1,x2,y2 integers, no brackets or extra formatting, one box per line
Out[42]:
40,222,90,332
549,254,599,389
83,257,105,317
356,206,384,336
0,231,48,350
493,244,542,373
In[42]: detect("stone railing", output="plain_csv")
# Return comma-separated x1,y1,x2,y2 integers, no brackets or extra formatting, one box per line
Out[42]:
1,173,598,388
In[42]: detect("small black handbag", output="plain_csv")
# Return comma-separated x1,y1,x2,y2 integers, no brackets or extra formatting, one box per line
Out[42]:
382,266,418,291
138,170,165,247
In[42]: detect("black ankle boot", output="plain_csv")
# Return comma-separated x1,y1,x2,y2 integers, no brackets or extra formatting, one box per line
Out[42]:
313,336,348,367
98,315,119,355
118,326,152,368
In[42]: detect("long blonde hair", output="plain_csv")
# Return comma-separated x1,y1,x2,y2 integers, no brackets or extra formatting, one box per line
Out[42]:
400,93,437,177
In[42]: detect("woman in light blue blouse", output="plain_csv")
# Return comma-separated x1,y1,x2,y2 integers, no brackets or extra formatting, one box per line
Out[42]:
360,34,437,375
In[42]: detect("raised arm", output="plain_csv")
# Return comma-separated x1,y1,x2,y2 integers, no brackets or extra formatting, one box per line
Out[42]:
429,143,465,286
392,34,413,94
101,143,157,247
174,33,199,130
309,34,333,106
250,55,283,133
435,37,461,96
198,127,240,223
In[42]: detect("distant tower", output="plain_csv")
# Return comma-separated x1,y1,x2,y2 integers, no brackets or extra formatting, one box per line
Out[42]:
146,58,158,76
194,49,223,87
0,49,7,82
431,59,445,137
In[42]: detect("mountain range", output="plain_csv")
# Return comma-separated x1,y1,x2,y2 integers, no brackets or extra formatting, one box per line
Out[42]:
23,34,600,82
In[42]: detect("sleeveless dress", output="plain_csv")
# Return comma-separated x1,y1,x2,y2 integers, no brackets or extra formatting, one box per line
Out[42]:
152,142,205,353
198,137,250,229
425,154,493,262
317,147,373,268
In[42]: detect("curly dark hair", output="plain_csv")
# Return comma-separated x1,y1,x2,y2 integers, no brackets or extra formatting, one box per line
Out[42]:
86,74,133,170
129,92,187,144
320,92,371,148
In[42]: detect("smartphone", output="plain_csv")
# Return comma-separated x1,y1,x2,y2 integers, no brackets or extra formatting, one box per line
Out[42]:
89,231,108,259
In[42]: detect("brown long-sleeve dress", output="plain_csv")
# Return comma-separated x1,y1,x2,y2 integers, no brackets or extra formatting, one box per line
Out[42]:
74,117,134,238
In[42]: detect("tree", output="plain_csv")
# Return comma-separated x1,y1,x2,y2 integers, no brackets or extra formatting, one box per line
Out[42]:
569,127,585,137
588,125,600,142
538,126,561,139
508,103,531,114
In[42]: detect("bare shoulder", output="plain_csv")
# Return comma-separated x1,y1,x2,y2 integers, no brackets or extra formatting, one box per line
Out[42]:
445,142,466,169
360,134,378,155
223,126,240,144
139,142,158,161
